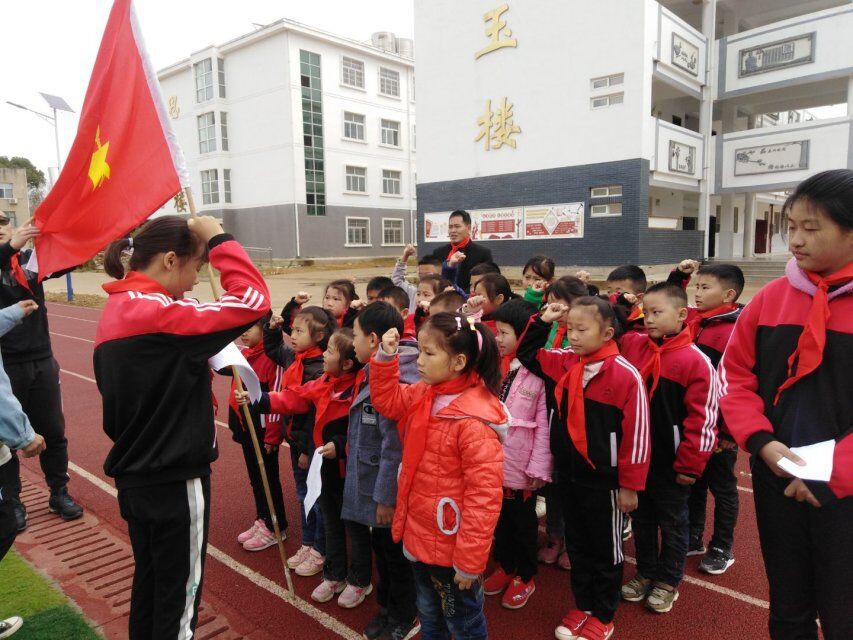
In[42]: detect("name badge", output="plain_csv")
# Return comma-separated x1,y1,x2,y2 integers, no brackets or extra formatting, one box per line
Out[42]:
362,404,378,426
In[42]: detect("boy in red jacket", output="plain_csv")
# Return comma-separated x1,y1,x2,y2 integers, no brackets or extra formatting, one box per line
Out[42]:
619,283,718,614
667,259,744,574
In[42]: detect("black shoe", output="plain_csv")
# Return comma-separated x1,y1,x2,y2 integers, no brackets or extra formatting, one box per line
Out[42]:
699,547,735,575
48,488,83,521
11,500,27,532
363,609,389,640
378,618,421,640
686,534,706,557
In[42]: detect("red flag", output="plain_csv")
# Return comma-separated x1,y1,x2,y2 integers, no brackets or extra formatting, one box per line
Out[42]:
30,0,188,280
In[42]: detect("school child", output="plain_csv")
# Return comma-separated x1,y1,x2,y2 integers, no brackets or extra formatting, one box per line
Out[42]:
719,169,853,640
667,259,745,574
367,277,395,303
223,313,287,552
94,216,270,638
393,244,443,314
445,260,501,298
369,312,507,640
263,306,335,576
464,273,517,333
606,265,648,334
518,297,650,640
521,255,556,296
323,279,360,329
378,286,417,344
347,302,421,639
618,283,718,614
483,299,552,610
237,330,366,607
428,290,466,315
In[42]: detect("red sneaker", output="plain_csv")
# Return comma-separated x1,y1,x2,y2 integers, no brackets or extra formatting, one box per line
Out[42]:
578,616,614,640
554,609,588,640
501,576,535,609
483,567,514,595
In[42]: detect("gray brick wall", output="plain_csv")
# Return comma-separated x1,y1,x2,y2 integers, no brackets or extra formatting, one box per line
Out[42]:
639,229,704,264
417,159,702,267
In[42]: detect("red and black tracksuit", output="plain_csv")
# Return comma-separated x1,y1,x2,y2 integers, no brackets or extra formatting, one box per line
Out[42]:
94,234,270,639
719,264,853,640
620,330,718,589
668,268,742,553
518,317,650,623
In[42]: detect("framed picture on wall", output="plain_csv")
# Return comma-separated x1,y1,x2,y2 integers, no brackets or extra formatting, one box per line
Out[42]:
668,140,696,175
671,33,699,77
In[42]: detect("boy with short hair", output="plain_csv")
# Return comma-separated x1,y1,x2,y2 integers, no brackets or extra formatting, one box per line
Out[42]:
619,283,718,613
606,265,648,334
391,244,442,314
347,302,420,639
366,277,395,304
377,286,416,345
667,259,745,574
428,290,465,315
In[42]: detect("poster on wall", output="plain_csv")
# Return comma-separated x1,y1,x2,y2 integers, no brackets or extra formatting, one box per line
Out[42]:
669,140,696,175
671,33,699,76
423,212,452,242
523,202,584,239
475,208,523,240
738,33,815,77
734,140,810,176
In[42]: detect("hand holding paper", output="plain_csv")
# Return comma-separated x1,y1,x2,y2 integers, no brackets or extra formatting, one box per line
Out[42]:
776,440,835,482
209,342,261,403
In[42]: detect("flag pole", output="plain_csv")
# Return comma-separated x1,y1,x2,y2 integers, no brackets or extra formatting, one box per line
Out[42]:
184,186,295,597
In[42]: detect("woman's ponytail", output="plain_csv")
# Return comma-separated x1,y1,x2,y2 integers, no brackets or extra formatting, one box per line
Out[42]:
472,323,501,396
103,237,132,280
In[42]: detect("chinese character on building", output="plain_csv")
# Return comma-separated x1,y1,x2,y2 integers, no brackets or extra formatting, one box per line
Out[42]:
475,3,518,59
475,97,521,150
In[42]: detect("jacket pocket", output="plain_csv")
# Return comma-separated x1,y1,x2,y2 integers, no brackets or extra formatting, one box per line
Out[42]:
436,497,460,536
357,447,381,497
673,425,681,452
610,432,618,467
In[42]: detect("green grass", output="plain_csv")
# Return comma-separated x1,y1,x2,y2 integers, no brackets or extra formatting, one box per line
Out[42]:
0,551,100,639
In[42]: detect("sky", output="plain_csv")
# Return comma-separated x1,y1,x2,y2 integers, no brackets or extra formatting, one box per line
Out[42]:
0,0,415,177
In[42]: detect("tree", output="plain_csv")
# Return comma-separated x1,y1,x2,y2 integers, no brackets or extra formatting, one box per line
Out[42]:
0,156,46,190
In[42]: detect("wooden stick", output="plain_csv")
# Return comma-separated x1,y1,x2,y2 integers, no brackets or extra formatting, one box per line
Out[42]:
184,186,295,596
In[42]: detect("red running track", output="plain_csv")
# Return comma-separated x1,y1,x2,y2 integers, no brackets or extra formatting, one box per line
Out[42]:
26,302,774,639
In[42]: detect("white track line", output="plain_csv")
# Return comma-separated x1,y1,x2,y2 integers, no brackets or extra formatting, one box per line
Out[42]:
66,461,362,640
49,313,99,324
51,331,94,343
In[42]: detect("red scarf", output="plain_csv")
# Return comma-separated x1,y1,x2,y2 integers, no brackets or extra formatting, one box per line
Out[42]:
402,314,417,342
397,373,480,503
550,324,568,349
10,253,33,294
639,327,694,397
446,236,471,261
774,263,853,404
307,372,356,448
687,303,738,338
499,352,516,378
554,342,620,469
627,305,644,323
283,346,323,389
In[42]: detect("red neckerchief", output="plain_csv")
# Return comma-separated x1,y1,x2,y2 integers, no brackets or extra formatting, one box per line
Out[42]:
397,372,480,504
687,303,738,338
308,372,356,448
499,352,516,378
639,327,694,397
554,342,620,469
402,314,417,342
283,346,323,389
228,342,267,427
775,262,853,404
627,305,644,323
446,236,471,260
550,324,568,349
10,253,33,294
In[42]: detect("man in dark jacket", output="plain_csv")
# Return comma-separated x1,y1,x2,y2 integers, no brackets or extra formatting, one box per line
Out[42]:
428,210,493,294
0,217,83,531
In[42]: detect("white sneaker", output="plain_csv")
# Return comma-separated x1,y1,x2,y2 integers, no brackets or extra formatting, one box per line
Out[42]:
287,545,311,569
0,616,23,639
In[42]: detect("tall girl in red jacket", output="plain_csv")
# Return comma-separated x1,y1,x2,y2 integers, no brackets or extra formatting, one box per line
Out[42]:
719,170,853,640
369,312,507,640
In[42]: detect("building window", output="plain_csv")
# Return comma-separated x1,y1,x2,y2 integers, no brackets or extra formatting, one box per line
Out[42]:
380,119,400,147
341,57,365,89
590,92,624,109
590,73,624,90
194,58,214,102
345,166,367,193
382,169,401,195
223,169,231,203
197,112,216,153
590,185,622,198
383,218,404,246
379,67,400,97
301,50,326,216
346,217,370,246
590,203,622,217
217,58,226,98
220,112,229,151
0,183,13,199
734,207,739,233
201,169,219,205
343,112,365,141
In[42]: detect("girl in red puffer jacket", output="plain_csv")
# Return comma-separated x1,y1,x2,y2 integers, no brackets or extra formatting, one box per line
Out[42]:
370,312,507,640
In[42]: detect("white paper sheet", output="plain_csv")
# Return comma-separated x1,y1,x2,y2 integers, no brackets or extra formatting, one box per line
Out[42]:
209,342,261,403
776,439,835,482
304,449,324,515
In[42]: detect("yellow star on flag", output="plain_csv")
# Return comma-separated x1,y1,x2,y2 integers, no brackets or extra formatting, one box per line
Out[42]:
88,126,111,190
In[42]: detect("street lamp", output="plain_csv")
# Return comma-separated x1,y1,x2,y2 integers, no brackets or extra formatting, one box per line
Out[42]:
5,93,76,300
